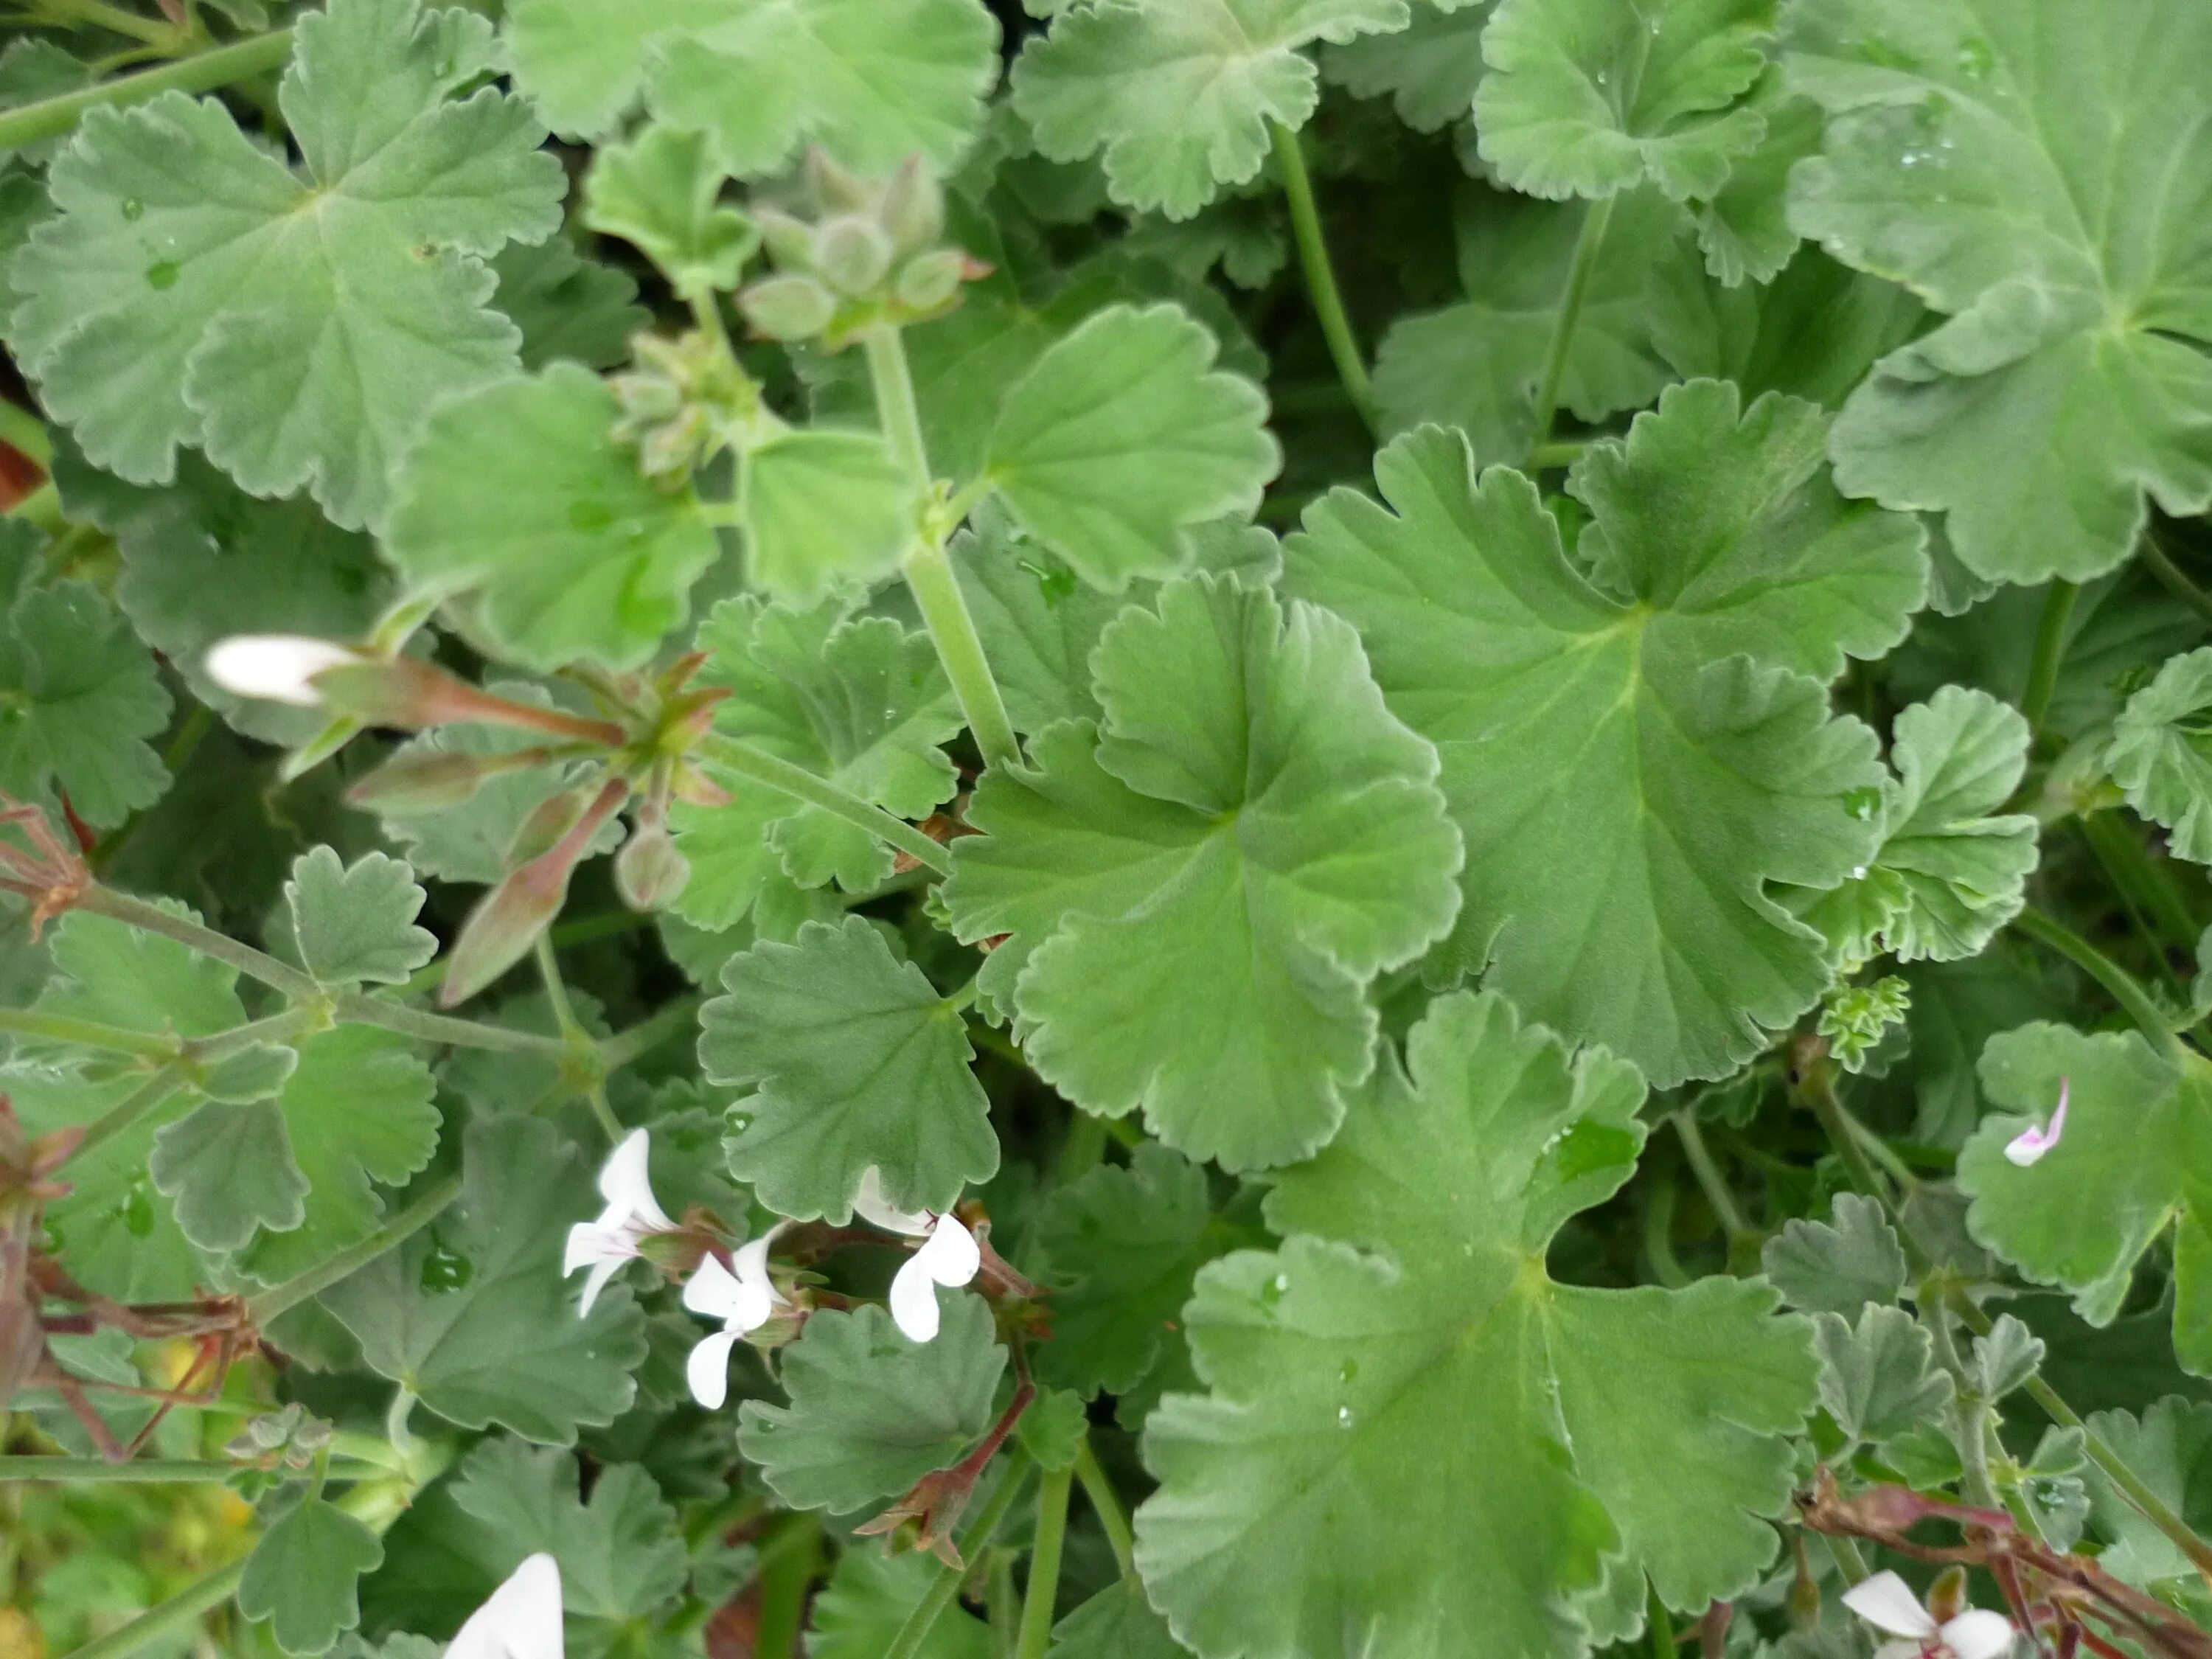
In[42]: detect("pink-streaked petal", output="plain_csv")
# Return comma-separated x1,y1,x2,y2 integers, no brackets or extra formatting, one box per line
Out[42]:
1941,1609,2014,1659
574,1255,624,1318
563,1222,625,1277
852,1166,933,1237
1843,1572,1938,1640
917,1215,981,1289
686,1329,742,1410
597,1130,673,1231
682,1252,748,1321
2004,1080,2069,1167
888,1254,943,1343
449,1551,564,1659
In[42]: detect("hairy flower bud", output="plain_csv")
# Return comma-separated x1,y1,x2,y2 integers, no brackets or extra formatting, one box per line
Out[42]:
893,248,967,314
204,635,361,706
615,818,690,911
346,748,514,813
815,216,894,296
738,274,837,341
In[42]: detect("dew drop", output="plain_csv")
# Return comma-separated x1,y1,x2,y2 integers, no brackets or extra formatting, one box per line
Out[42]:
568,499,615,532
119,1180,154,1238
1851,864,1868,879
1843,785,1882,821
1955,36,1993,80
420,1238,472,1293
1258,1271,1289,1310
120,198,144,221
1336,1405,1355,1429
145,261,180,290
1338,1358,1359,1384
1592,68,1610,88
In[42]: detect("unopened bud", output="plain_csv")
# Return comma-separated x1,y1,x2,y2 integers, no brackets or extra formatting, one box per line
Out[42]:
616,818,690,911
347,748,510,813
204,636,361,707
507,785,597,867
877,157,945,257
309,655,498,731
439,858,568,1006
815,216,894,296
894,248,967,313
1926,1567,1969,1625
804,148,872,214
753,206,817,271
738,274,837,341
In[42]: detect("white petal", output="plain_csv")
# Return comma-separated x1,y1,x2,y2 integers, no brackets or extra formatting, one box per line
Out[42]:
916,1215,981,1289
574,1255,623,1318
852,1166,933,1237
682,1253,748,1321
733,1222,789,1308
1843,1573,1938,1640
597,1130,673,1231
448,1551,563,1659
888,1253,944,1343
686,1328,742,1410
1942,1610,2014,1659
204,636,358,706
563,1221,621,1277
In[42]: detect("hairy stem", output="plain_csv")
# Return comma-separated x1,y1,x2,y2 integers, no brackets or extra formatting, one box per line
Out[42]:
1268,119,1376,434
2020,580,2079,731
77,883,321,1001
0,1006,181,1060
885,1452,1036,1659
696,731,951,874
1671,1111,1751,1243
73,1066,188,1159
1073,1439,1135,1578
0,1455,383,1484
1015,1464,1074,1659
246,1173,463,1325
2140,534,2212,631
2079,810,2199,954
753,1511,823,1659
0,28,294,155
535,934,621,1141
2011,906,2185,1060
1531,195,1615,456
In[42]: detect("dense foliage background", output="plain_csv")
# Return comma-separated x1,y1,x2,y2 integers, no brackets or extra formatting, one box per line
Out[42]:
0,0,2209,1657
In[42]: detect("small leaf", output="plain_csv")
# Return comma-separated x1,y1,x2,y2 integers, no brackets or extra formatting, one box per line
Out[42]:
490,237,648,372
699,915,995,1220
1812,1305,1954,1444
1048,1582,1188,1659
736,1298,1006,1512
2110,648,2212,864
985,303,1278,591
0,580,172,830
1015,1386,1088,1473
2082,1399,2212,1596
151,1100,307,1253
807,1545,992,1659
1761,1192,1907,1316
287,847,439,987
737,428,913,605
1970,1313,2044,1402
1323,2,1493,134
583,123,757,296
237,1495,385,1655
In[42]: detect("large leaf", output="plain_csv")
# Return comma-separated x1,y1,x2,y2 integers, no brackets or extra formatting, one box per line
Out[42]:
1282,381,1917,1084
1135,992,1820,1659
446,1439,689,1623
943,574,1461,1169
1960,1023,2212,1377
7,0,563,528
1784,0,2212,585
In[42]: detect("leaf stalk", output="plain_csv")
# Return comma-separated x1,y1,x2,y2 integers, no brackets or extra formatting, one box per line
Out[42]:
1267,119,1377,435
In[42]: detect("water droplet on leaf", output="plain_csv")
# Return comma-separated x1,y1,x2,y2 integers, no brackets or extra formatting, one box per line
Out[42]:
1956,37,1993,79
1338,1359,1358,1384
119,1180,153,1238
568,499,615,532
1336,1405,1355,1429
120,198,144,221
420,1239,472,1293
1843,785,1882,821
145,261,180,290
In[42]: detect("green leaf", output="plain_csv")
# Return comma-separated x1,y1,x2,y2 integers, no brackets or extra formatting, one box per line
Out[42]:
1812,1305,1953,1444
1033,1143,1217,1399
734,1298,1006,1512
447,1439,688,1621
1970,1312,2044,1402
672,597,961,925
238,1495,386,1656
1010,0,1411,219
1135,992,1820,1658
950,507,1135,737
1372,184,1700,463
2110,648,2212,864
386,364,722,672
1961,1024,2212,1375
490,237,649,373
1784,0,2212,584
1016,1385,1089,1472
1474,0,1774,201
287,848,439,988
0,40,92,169
943,574,1461,1170
1792,686,2037,968
505,0,1001,176
582,124,757,297
150,1099,308,1254
324,1113,649,1443
1761,1192,1907,1315
1323,2,1493,133
737,428,912,606
698,916,995,1220
2083,1399,2212,1601
8,0,564,529
1691,74,1820,285
35,902,244,1044
0,579,171,830
1283,383,1915,1085
984,303,1278,591
808,1546,992,1659
1048,1582,1189,1659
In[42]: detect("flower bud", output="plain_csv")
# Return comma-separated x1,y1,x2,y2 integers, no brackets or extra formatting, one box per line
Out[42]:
753,206,818,272
893,248,967,313
738,274,837,341
615,818,690,911
804,147,873,214
507,785,597,867
204,636,361,706
815,217,894,296
347,748,511,813
439,858,568,1006
877,157,945,258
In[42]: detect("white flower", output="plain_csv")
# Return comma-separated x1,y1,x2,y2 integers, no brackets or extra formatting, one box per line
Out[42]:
2003,1078,2068,1168
562,1129,675,1315
204,635,359,706
448,1552,563,1659
681,1223,787,1410
854,1166,981,1344
1843,1571,2013,1659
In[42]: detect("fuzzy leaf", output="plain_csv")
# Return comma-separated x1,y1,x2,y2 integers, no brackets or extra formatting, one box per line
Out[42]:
238,1495,385,1656
582,124,757,296
150,1099,307,1254
1283,383,1916,1085
448,1439,689,1622
7,0,563,528
0,579,171,830
325,1113,649,1442
385,364,721,671
491,237,648,372
735,1298,1006,1512
287,848,439,988
1812,1305,1954,1443
2110,648,2212,864
737,428,913,606
1010,0,1410,219
984,303,1278,591
1049,1582,1189,1659
1784,0,2212,585
506,0,1000,176
1761,1192,1907,1316
808,1547,992,1659
698,916,995,1220
1961,1024,2212,1376
944,574,1461,1170
2082,1399,2212,1596
1135,992,1820,1658
1323,2,1492,133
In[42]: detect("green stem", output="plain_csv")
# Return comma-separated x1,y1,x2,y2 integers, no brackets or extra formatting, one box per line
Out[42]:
0,1006,181,1059
9,481,62,532
886,1453,1035,1659
2010,906,2184,1060
0,1455,383,1483
697,731,951,874
1015,1463,1074,1659
73,1066,187,1158
1528,439,1588,470
2140,534,2212,631
1073,1440,1134,1578
1267,119,1376,434
861,324,1022,772
246,1172,462,1325
77,883,320,999
752,1511,822,1659
33,0,186,48
533,935,620,1141
2080,810,2199,953
1530,195,1615,457
58,1558,246,1659
0,28,293,156
1670,1112,1750,1242
330,991,573,1057
599,995,703,1071
2020,580,2079,731
0,401,51,467
1823,1534,1872,1586
1795,1060,1890,1202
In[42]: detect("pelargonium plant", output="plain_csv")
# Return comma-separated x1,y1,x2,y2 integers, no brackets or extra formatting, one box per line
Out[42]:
0,1,2209,1657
